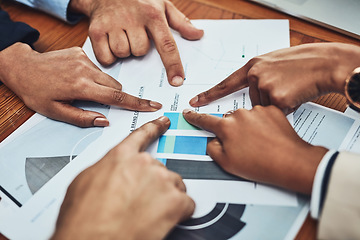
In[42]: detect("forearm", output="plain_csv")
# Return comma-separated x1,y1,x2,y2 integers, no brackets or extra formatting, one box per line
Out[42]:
325,42,360,93
263,144,327,195
0,43,34,86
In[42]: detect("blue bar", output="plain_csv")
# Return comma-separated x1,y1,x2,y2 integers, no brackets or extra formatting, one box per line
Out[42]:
173,136,207,155
164,112,179,130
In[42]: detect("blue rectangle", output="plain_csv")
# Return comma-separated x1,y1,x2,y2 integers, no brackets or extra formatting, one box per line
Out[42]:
164,112,179,130
173,136,207,155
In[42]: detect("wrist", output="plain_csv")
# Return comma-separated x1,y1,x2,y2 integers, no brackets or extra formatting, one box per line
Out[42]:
69,0,93,16
0,42,33,85
282,144,328,195
329,43,360,93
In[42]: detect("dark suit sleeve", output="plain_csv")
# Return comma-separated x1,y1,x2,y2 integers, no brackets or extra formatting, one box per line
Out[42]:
0,9,40,85
0,9,39,51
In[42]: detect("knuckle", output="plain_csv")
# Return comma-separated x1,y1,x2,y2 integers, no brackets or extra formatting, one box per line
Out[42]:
89,24,105,41
193,113,207,123
111,43,130,58
70,46,86,57
135,98,148,109
247,64,262,79
160,38,177,54
113,90,127,103
131,45,150,57
137,152,154,165
198,91,210,101
257,80,272,93
99,56,116,66
144,4,163,21
76,110,90,127
269,90,286,105
156,168,171,181
216,80,227,90
247,56,262,67
218,120,231,133
73,77,90,91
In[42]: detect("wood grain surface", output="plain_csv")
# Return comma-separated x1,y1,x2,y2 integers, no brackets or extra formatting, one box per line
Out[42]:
0,0,359,239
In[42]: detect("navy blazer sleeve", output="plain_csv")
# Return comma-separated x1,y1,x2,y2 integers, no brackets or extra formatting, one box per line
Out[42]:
0,9,39,85
0,9,39,51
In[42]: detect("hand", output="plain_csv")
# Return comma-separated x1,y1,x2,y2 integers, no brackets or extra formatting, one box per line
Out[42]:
182,106,328,194
0,43,162,127
189,43,360,114
52,116,195,240
70,0,204,86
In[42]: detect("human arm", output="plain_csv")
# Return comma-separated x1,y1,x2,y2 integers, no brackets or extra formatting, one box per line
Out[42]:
189,43,360,114
14,0,204,86
52,116,195,239
0,43,162,127
182,106,328,194
183,107,360,238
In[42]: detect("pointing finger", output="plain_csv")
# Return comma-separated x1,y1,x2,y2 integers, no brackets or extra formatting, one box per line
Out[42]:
147,16,184,87
47,102,109,127
189,63,251,107
182,109,223,137
121,116,171,153
79,83,162,112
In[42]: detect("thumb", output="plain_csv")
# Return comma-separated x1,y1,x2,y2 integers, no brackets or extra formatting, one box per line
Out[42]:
165,2,204,40
48,102,109,127
206,138,225,164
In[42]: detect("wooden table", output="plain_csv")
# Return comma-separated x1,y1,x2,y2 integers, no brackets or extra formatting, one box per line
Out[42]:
0,0,359,239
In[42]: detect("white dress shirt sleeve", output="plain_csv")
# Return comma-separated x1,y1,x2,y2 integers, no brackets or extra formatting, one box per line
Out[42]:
310,149,337,219
14,0,82,23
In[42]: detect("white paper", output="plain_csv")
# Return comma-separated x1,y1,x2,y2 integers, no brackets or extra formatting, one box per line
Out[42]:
0,20,308,240
338,107,360,153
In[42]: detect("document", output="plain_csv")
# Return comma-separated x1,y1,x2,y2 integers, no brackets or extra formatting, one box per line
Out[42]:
1,20,346,240
339,107,360,153
100,20,297,209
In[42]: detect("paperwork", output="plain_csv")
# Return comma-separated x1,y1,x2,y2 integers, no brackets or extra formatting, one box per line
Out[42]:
0,20,358,240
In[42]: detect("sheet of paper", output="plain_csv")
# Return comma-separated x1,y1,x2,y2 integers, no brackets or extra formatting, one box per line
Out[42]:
98,20,297,210
339,107,360,153
294,102,357,149
0,20,310,240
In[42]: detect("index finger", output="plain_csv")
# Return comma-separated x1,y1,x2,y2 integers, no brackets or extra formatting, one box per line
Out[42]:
182,109,224,137
189,63,252,107
120,116,171,153
80,82,162,112
147,18,184,87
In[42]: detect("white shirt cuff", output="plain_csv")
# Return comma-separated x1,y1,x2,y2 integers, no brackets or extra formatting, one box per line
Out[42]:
14,0,81,23
310,149,337,219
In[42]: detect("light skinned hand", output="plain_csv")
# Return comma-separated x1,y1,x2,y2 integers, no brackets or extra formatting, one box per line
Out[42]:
183,106,328,194
0,43,162,127
189,43,360,114
70,0,204,86
52,116,195,240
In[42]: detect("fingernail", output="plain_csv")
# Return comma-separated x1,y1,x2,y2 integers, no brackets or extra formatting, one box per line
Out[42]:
150,101,162,109
158,116,169,122
189,96,199,106
94,117,109,127
171,76,184,86
183,109,193,114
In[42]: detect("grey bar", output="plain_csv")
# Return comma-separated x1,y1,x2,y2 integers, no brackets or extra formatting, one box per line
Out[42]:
166,159,247,181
